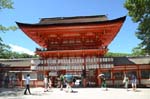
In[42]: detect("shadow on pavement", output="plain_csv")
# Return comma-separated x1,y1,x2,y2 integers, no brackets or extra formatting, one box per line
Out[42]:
71,90,78,93
0,88,24,96
134,90,141,92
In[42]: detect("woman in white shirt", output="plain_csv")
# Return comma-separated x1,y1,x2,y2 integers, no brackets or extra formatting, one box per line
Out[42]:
44,75,48,92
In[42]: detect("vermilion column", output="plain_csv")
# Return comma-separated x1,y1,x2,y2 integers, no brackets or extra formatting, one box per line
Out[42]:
96,68,101,87
82,56,87,87
137,65,141,85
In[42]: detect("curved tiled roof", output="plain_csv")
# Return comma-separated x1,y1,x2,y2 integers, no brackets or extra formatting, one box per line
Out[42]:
0,58,38,67
114,56,150,66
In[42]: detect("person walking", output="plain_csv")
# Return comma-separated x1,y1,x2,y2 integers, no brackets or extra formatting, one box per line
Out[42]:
24,74,31,95
60,74,64,91
64,74,73,93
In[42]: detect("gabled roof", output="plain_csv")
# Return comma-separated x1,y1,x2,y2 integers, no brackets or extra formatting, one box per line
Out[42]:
0,58,34,67
16,15,125,26
16,15,126,57
39,15,108,24
114,56,150,65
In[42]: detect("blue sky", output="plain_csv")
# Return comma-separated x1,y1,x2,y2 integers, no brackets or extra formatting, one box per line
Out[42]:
0,0,141,55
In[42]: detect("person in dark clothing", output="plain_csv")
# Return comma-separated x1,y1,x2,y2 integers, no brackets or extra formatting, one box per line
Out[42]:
101,76,107,91
60,74,64,91
4,75,9,88
24,74,31,95
131,74,137,91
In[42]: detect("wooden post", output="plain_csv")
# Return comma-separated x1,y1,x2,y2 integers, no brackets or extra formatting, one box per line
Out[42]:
97,56,101,87
112,68,114,86
137,65,141,85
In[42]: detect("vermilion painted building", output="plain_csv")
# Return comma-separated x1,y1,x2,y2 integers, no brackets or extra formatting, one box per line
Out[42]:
5,15,148,88
16,15,126,87
0,57,150,88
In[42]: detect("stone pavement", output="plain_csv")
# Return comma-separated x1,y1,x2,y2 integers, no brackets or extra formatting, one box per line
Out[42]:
0,87,149,99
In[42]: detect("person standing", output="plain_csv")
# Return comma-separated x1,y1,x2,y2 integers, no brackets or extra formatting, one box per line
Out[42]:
48,76,52,91
4,75,9,88
44,75,48,92
101,75,107,91
11,75,15,88
24,74,31,95
131,74,137,91
123,75,129,91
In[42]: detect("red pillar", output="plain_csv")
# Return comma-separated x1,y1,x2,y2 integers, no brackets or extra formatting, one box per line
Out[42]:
82,56,87,87
96,68,101,86
137,65,141,85
112,68,114,86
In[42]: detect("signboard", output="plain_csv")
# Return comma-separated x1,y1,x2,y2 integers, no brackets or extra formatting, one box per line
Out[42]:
22,72,37,80
49,71,58,76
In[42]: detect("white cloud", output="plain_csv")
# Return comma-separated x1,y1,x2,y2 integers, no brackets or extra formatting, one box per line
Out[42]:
9,44,35,55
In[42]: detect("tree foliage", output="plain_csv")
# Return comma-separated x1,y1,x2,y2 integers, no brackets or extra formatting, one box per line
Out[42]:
0,0,36,59
0,0,13,9
0,25,17,32
0,0,17,32
124,0,150,55
131,46,146,56
0,0,18,58
0,50,38,59
0,38,10,58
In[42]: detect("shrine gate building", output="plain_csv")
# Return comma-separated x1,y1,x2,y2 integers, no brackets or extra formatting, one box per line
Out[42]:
16,15,128,87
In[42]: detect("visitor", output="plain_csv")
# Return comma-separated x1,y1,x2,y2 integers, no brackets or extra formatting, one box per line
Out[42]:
131,74,137,91
24,74,31,95
4,75,9,88
100,75,107,91
48,76,52,91
60,74,64,91
123,75,129,91
44,75,48,92
11,75,15,88
64,74,73,93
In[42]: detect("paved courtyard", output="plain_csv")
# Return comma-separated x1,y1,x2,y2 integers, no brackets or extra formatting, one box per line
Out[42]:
0,87,150,99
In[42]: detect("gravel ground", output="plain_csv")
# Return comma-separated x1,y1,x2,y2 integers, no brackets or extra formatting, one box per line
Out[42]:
0,87,149,99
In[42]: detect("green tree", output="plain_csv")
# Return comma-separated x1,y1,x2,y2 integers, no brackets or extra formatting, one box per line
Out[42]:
0,0,37,59
0,38,10,58
0,0,17,58
0,0,17,31
0,0,13,9
124,0,150,55
0,50,38,59
131,46,145,56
